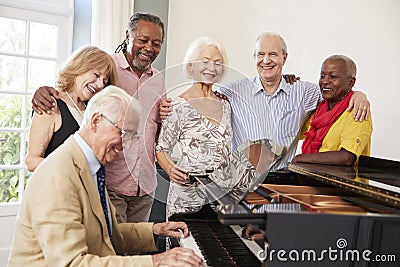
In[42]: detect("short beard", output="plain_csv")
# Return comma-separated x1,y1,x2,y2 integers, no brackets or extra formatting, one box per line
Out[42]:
132,58,151,71
132,50,154,71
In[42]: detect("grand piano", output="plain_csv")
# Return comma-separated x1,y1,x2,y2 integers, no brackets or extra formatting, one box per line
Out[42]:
168,141,400,267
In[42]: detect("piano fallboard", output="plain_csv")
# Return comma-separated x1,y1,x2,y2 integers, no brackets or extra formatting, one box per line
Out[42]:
263,212,400,266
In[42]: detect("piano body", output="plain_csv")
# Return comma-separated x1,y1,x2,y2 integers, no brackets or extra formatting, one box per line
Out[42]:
170,154,400,267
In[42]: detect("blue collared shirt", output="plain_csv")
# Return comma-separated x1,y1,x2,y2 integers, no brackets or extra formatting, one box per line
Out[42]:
220,76,321,170
73,133,112,230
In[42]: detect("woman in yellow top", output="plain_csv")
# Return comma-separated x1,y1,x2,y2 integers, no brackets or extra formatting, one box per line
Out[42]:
292,55,372,166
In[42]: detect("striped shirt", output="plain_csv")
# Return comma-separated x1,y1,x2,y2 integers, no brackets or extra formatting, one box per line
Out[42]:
220,76,321,170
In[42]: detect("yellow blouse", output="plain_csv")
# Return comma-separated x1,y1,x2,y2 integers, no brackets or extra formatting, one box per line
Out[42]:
302,111,373,158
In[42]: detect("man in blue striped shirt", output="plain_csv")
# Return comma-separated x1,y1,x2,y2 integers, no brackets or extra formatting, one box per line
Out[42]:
218,32,369,170
160,32,370,171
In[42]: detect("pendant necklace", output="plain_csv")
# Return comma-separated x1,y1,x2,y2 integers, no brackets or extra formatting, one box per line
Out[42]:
65,91,86,117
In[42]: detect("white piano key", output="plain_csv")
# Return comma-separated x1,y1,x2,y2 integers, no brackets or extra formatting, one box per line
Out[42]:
178,225,264,265
179,234,207,264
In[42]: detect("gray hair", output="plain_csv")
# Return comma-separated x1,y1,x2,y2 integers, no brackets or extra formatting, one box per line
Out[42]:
183,37,228,81
324,55,357,78
81,85,141,128
128,12,165,43
254,32,288,55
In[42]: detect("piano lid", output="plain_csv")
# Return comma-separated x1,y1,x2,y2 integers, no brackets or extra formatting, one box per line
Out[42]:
196,139,284,205
288,155,400,209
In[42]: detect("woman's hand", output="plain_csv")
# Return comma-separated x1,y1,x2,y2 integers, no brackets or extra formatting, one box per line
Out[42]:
168,164,190,185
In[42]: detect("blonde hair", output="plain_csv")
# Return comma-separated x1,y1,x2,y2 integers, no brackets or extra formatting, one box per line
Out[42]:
183,37,228,82
56,46,119,92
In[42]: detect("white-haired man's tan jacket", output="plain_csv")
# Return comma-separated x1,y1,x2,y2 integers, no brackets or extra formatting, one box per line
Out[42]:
8,137,157,267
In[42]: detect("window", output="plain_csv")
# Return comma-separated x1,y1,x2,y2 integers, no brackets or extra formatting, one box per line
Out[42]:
0,3,72,205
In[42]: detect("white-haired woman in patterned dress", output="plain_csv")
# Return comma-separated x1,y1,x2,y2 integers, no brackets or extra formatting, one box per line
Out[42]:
156,37,239,219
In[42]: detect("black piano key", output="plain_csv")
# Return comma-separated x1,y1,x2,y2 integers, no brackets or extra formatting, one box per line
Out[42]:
168,236,180,248
184,220,262,267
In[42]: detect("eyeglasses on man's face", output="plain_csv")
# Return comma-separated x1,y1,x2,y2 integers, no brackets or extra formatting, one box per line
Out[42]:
101,114,139,149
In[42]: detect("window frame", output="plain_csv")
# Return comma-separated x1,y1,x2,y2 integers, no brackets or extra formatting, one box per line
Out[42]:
0,1,73,214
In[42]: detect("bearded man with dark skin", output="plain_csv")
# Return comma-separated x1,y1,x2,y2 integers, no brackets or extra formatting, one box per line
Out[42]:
30,13,167,223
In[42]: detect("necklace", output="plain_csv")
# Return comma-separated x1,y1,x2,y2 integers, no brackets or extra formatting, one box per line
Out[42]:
65,91,86,117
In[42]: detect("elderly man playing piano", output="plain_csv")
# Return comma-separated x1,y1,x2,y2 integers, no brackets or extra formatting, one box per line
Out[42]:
8,86,204,267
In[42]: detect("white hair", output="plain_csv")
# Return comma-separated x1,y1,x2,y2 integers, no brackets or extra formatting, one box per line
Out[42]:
254,32,288,55
324,55,357,78
183,37,228,81
81,85,141,128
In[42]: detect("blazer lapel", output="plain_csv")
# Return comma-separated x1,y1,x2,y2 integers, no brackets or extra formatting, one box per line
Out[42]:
68,137,115,251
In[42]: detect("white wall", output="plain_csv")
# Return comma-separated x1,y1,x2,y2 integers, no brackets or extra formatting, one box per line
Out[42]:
166,0,400,161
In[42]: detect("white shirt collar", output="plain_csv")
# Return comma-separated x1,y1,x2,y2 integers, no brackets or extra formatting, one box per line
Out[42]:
253,76,290,96
73,132,101,176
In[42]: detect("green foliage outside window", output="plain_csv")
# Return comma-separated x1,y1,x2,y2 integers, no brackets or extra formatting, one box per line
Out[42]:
0,95,30,202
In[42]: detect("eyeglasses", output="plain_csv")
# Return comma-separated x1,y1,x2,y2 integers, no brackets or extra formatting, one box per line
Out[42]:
101,114,139,149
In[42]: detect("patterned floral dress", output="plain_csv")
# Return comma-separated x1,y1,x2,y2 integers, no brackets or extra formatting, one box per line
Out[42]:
156,97,239,218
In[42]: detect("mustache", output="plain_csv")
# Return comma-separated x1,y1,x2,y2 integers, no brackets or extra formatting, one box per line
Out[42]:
136,49,155,60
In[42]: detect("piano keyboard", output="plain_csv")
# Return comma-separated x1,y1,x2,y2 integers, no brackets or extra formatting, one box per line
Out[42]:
178,232,207,263
170,220,263,267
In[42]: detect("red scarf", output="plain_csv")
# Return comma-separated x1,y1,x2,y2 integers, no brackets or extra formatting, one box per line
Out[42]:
302,90,354,154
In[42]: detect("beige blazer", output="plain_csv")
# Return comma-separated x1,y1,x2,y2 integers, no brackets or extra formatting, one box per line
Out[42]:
8,137,157,266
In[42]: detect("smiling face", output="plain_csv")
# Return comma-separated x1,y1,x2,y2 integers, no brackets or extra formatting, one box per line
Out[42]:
125,20,163,75
98,104,140,164
93,112,124,164
190,45,224,85
254,35,287,84
74,68,109,102
319,59,355,107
